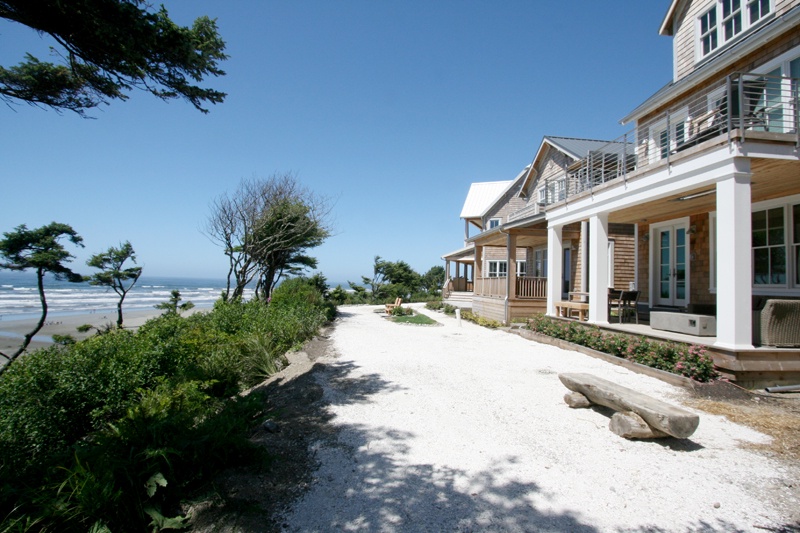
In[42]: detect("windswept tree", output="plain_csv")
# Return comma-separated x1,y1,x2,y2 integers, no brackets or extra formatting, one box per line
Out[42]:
0,0,228,116
358,255,390,299
87,241,143,328
204,174,332,300
0,222,84,375
421,265,446,295
155,289,194,316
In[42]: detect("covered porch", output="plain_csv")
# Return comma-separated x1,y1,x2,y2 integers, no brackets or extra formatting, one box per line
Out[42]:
468,217,562,323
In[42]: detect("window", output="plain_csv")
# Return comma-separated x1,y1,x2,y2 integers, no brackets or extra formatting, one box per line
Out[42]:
753,207,786,285
748,0,770,24
533,248,547,278
699,7,718,56
538,187,547,204
711,196,800,291
697,0,771,59
487,260,507,278
721,0,742,41
517,260,527,277
488,218,501,229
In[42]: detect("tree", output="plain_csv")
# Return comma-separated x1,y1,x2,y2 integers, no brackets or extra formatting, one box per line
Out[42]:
0,222,84,375
359,255,390,299
421,265,446,295
0,0,227,116
382,260,421,300
155,289,194,316
87,241,143,328
204,174,332,301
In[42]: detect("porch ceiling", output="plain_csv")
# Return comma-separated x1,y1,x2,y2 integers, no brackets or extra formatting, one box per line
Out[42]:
609,158,800,225
473,228,579,248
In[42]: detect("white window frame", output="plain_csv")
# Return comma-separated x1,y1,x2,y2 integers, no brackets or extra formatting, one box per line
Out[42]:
517,260,527,277
538,187,547,204
488,218,501,230
533,247,548,278
709,192,800,295
648,107,689,163
487,260,507,278
696,0,773,62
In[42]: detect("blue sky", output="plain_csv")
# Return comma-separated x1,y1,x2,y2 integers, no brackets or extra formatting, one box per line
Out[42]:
0,1,672,284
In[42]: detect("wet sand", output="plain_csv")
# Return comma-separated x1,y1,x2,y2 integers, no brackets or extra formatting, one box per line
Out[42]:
0,308,204,354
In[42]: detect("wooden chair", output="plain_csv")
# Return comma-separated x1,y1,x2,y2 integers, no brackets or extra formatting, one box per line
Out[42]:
617,290,640,324
607,288,622,320
385,297,402,314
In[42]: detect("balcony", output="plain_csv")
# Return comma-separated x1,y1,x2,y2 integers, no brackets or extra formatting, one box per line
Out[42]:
538,72,800,206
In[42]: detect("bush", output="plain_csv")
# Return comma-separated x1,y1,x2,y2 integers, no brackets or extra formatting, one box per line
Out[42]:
425,300,444,311
0,279,333,531
443,304,456,315
527,315,719,382
461,310,502,329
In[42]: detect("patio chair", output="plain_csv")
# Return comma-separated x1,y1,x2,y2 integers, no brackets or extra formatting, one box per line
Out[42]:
385,297,402,314
616,290,640,324
607,288,622,320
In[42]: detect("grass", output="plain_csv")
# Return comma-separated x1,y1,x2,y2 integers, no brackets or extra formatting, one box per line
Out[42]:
392,314,438,326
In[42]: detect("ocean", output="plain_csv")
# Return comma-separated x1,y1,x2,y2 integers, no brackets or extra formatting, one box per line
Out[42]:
0,271,250,321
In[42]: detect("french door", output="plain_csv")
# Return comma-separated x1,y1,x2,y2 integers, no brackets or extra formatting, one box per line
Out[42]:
653,221,689,307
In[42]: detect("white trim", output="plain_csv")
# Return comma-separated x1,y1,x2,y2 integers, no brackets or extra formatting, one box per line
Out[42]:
709,212,717,292
694,0,774,63
488,218,501,230
650,217,691,307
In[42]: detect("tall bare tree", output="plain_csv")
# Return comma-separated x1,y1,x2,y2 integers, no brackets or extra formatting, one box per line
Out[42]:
204,174,332,300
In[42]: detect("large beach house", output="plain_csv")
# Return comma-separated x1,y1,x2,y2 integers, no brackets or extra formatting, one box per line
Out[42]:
443,0,800,387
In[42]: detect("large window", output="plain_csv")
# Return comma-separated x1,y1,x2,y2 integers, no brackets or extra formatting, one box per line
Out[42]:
486,260,526,277
710,196,800,291
533,248,547,278
697,0,771,60
752,207,786,285
487,260,507,278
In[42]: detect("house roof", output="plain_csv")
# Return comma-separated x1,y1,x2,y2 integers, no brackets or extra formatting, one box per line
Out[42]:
459,181,512,218
519,136,614,192
543,136,617,160
624,4,800,124
659,0,681,36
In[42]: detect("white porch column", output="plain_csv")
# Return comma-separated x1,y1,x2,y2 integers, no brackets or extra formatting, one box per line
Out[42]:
580,221,589,294
507,233,517,299
589,213,610,323
715,163,753,349
547,225,563,316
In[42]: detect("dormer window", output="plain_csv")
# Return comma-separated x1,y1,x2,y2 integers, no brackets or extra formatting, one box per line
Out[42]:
697,0,771,60
488,218,501,229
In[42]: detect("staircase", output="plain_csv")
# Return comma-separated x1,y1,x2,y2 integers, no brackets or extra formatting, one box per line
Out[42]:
443,291,473,308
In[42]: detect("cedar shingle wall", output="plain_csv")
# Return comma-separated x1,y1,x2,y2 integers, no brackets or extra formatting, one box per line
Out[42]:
689,213,715,305
673,0,800,81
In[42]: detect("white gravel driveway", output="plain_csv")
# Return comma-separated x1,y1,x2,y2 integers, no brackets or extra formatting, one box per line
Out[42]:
283,304,798,532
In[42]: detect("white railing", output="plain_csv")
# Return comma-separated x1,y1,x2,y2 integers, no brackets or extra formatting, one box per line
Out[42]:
535,72,799,206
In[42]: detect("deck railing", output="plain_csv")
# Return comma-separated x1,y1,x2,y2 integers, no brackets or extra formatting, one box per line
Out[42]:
475,276,547,299
537,72,799,207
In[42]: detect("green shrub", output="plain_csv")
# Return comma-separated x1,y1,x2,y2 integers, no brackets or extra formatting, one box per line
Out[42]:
425,300,444,311
460,310,502,329
527,314,719,382
390,305,414,317
0,279,332,531
443,304,456,315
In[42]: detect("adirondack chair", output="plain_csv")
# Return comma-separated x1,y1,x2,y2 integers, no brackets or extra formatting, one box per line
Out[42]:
385,297,402,314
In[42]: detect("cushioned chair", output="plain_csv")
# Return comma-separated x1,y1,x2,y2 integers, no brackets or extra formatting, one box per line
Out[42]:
758,299,800,347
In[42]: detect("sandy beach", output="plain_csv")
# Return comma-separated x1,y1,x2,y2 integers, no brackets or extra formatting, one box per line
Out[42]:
0,307,205,355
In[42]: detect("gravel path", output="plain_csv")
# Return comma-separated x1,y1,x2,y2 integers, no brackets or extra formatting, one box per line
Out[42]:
282,304,798,532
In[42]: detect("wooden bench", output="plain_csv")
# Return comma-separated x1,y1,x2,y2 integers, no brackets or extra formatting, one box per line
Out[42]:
558,373,699,439
385,297,402,314
555,300,589,321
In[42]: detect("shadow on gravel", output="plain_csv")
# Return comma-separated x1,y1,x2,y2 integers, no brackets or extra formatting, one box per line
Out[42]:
618,520,800,532
284,421,600,532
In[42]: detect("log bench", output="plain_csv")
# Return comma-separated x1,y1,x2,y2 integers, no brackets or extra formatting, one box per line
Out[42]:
558,373,699,439
555,300,589,321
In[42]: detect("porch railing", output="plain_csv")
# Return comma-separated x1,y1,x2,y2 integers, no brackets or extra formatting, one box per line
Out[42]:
537,72,799,207
475,276,547,299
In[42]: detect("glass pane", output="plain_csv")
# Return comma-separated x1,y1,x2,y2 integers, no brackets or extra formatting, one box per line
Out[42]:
676,246,685,265
796,246,800,285
754,248,769,284
661,230,670,247
661,265,670,282
794,205,800,244
768,207,785,245
752,210,766,230
676,229,685,246
753,229,767,247
771,247,786,284
661,282,670,299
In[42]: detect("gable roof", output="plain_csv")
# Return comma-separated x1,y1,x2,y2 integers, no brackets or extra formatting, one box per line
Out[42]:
659,0,682,36
459,181,511,219
519,136,614,192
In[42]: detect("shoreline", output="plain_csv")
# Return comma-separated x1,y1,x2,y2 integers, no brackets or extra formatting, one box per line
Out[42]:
0,307,207,354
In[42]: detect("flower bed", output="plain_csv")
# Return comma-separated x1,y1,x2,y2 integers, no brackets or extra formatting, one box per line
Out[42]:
527,315,719,382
